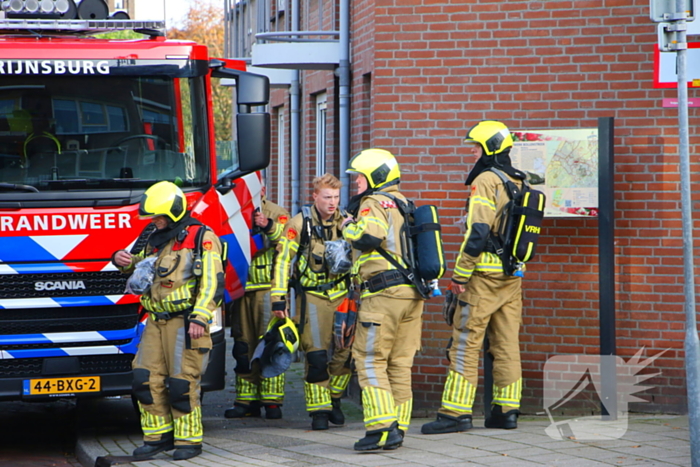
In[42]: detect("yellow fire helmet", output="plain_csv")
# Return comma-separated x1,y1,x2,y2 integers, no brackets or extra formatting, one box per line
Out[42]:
464,120,514,156
138,181,186,223
346,148,401,189
251,317,299,378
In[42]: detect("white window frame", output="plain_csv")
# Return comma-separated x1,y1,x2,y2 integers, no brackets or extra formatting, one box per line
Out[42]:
277,110,285,206
315,93,327,177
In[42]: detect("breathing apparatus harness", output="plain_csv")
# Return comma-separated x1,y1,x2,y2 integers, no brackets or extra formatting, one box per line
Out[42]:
290,205,350,334
130,217,228,348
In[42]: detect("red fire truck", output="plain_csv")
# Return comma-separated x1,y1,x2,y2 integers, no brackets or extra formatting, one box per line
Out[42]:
0,13,270,401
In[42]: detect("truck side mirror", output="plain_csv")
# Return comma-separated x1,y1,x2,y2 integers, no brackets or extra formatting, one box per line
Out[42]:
235,72,270,106
237,113,270,174
210,60,270,106
210,60,271,181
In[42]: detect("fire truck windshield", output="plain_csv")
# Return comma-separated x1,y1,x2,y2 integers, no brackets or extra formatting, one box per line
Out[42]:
0,75,210,191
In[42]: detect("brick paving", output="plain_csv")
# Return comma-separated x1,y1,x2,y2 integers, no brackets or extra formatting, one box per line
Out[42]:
76,358,692,467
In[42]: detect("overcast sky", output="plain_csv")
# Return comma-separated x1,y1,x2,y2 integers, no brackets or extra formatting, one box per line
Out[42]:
136,0,218,28
163,0,190,26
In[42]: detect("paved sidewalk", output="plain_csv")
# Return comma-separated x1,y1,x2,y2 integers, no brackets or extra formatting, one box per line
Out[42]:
75,359,691,467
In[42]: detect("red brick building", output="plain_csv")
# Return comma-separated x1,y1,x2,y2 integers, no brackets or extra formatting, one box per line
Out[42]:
229,0,695,415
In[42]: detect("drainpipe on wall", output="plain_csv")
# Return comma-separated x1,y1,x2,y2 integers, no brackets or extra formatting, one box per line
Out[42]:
338,0,350,205
290,72,301,216
289,0,301,216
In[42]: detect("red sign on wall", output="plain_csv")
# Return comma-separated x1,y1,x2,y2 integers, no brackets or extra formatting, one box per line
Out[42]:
653,43,700,88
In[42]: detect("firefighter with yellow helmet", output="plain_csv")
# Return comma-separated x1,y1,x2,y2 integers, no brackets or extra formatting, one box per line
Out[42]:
421,120,526,435
342,149,424,451
112,181,225,461
225,184,291,420
270,174,353,431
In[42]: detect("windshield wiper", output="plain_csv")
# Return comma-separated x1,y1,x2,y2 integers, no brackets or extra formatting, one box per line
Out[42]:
0,183,39,193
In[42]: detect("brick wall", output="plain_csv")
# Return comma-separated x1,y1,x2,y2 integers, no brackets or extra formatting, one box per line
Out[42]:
366,0,693,415
269,0,693,415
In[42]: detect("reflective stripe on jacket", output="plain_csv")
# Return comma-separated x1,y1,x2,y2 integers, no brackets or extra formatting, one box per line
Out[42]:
121,227,224,324
246,198,290,290
343,185,417,299
271,207,348,304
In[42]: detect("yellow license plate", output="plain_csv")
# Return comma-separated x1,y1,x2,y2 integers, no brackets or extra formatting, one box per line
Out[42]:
24,376,101,396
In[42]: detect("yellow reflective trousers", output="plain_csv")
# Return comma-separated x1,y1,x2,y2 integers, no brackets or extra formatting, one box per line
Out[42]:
440,273,522,417
353,292,423,432
296,293,352,413
133,316,210,446
230,289,285,405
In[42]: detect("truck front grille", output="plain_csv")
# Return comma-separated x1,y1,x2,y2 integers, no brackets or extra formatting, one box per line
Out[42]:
0,304,140,335
0,271,128,299
0,339,131,351
0,354,135,378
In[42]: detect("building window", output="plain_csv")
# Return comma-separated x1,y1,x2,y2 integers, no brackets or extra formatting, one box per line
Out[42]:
315,93,327,177
362,73,371,150
115,0,124,9
277,110,285,206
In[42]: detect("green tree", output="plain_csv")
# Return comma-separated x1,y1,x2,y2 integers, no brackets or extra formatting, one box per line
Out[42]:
94,29,143,40
168,3,232,142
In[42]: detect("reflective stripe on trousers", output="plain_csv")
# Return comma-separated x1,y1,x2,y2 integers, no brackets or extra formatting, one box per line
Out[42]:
353,293,423,431
133,316,209,445
304,381,332,412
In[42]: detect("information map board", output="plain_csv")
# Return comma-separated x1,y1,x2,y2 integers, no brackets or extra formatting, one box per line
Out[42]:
509,129,599,217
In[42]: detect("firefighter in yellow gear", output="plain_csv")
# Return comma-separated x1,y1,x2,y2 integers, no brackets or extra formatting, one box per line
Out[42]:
113,181,224,461
422,120,525,435
270,173,352,431
342,149,424,451
225,186,290,419
16,101,61,175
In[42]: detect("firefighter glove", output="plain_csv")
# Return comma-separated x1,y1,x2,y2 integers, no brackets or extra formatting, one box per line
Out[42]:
442,289,459,327
334,297,358,349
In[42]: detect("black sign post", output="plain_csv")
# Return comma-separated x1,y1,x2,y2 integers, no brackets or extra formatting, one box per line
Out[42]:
598,117,617,419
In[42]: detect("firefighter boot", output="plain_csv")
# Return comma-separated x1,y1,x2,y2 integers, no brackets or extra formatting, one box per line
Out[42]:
224,401,262,418
132,434,175,460
421,413,472,434
485,404,519,429
354,422,403,451
311,411,330,430
264,404,283,420
172,445,202,461
329,398,345,425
